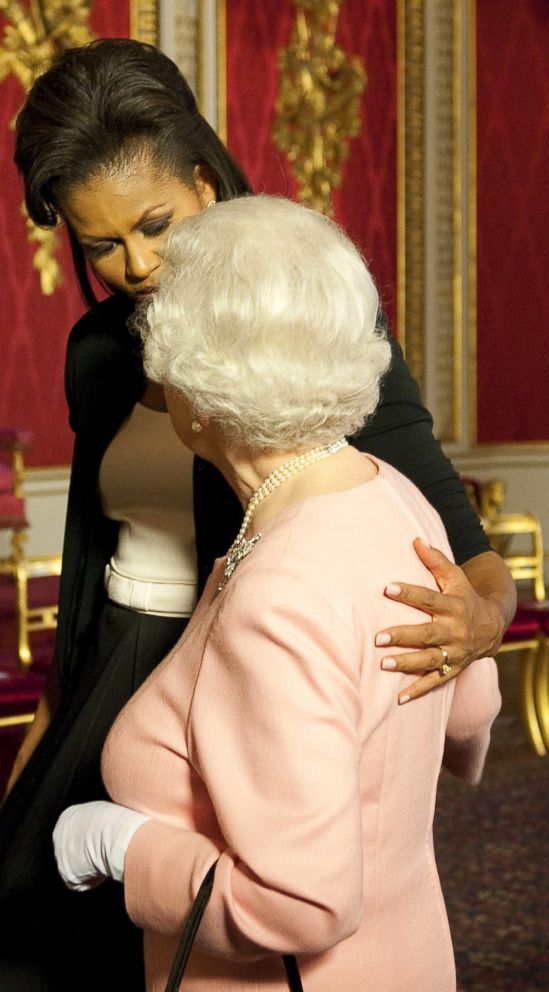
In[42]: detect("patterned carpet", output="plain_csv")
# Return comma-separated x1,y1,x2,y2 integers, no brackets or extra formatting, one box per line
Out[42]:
434,709,549,992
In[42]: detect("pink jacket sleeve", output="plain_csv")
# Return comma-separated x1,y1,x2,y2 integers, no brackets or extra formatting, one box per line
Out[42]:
123,569,365,960
443,655,501,785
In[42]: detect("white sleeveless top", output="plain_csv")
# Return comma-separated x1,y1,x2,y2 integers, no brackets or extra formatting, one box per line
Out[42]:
99,402,197,617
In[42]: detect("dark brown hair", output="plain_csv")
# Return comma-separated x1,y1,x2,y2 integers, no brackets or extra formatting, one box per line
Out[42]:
15,38,252,307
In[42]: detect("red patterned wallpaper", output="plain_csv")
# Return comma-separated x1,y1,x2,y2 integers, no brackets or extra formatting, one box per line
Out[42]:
476,0,549,443
226,0,397,332
0,3,130,466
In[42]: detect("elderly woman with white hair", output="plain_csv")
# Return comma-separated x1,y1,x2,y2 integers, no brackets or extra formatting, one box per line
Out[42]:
53,196,500,992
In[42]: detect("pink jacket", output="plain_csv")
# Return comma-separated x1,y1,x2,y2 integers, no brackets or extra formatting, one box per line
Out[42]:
102,458,501,992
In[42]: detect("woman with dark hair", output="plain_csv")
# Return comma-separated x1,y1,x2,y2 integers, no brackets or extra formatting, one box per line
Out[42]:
0,38,513,992
15,37,251,308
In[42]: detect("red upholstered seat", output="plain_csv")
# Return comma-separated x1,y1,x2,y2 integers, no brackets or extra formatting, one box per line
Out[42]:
0,429,57,788
0,464,12,494
0,578,55,791
0,492,27,529
0,428,32,499
0,576,58,665
0,428,32,448
0,668,46,719
504,612,543,640
514,602,549,635
497,610,547,758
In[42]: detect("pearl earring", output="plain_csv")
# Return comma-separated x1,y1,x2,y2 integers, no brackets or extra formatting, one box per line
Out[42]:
191,420,203,433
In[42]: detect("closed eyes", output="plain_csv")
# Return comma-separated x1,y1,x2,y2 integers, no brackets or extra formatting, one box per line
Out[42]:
141,217,172,238
82,215,174,259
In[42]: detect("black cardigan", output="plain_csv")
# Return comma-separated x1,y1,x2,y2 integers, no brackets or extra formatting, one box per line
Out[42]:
55,294,489,698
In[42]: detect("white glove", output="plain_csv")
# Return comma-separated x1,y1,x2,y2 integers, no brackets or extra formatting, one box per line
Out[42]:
53,800,151,892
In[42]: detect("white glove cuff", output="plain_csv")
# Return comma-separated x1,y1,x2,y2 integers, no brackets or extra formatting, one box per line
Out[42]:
109,811,151,882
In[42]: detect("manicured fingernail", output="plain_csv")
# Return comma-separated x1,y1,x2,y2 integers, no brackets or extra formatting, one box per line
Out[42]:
385,583,401,597
376,633,392,647
381,657,397,670
399,694,411,705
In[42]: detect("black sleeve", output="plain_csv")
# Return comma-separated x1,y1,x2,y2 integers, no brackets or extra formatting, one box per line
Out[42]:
65,294,143,437
352,319,490,566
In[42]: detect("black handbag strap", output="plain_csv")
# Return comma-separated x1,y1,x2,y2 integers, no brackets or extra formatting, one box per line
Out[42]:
164,861,217,991
283,953,304,991
164,859,304,992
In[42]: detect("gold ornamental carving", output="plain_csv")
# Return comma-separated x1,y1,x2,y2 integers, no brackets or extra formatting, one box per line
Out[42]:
0,0,95,294
272,0,366,216
397,0,425,391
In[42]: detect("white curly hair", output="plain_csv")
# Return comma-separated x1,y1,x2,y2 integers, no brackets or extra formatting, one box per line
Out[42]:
140,195,391,449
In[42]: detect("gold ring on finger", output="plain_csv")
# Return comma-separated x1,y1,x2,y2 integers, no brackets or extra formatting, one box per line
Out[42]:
437,647,452,677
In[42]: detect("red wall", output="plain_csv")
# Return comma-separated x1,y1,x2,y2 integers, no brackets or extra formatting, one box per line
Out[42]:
4,4,544,462
476,0,549,443
0,3,397,467
226,0,397,332
0,4,130,466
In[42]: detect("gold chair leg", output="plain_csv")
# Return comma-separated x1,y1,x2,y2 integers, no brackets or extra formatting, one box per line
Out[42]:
520,644,547,757
534,636,549,751
11,529,31,667
0,713,34,729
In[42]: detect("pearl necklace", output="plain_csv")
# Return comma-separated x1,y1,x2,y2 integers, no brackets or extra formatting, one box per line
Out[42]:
219,437,348,590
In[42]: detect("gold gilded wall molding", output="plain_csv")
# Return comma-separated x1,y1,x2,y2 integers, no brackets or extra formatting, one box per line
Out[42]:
400,0,476,445
0,0,94,92
424,0,456,441
451,0,464,444
0,0,95,295
466,0,477,446
272,0,366,216
130,0,158,46
24,205,62,295
198,0,226,141
423,0,476,445
397,0,425,391
215,0,226,144
160,0,199,95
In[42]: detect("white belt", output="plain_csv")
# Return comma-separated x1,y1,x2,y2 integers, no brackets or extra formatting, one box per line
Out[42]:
104,563,196,617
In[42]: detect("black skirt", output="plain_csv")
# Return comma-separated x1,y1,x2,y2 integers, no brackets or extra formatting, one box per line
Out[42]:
0,602,187,992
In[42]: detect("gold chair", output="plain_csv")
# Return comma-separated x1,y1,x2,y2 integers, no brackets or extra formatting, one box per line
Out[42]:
0,428,61,669
485,512,546,602
462,476,506,527
484,508,549,756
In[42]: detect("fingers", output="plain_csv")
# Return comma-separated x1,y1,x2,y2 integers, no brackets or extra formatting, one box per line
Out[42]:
380,647,453,676
383,580,459,617
412,537,456,591
379,645,460,705
377,538,483,704
397,667,456,705
376,619,456,650
383,540,464,608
